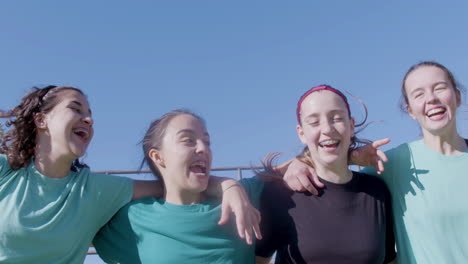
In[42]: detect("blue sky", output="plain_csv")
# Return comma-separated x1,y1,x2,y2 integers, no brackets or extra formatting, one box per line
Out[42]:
1,1,467,263
1,1,467,178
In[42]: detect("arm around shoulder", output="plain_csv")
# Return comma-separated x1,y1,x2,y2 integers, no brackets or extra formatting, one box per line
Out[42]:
133,180,163,200
207,176,262,245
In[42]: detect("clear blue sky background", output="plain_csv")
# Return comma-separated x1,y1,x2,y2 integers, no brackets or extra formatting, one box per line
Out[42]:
1,1,467,261
2,1,467,175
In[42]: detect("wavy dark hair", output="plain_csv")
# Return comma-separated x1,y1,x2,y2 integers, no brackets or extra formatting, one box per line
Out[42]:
261,84,371,177
0,85,88,171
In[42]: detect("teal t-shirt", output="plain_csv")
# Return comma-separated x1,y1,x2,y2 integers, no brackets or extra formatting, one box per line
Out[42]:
0,155,134,264
93,177,264,264
362,140,468,263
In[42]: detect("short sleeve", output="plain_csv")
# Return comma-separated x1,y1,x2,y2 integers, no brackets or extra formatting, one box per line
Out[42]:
360,144,408,190
87,172,134,228
93,202,141,264
239,176,264,209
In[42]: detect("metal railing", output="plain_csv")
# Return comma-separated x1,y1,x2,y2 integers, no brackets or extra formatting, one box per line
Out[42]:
92,166,263,180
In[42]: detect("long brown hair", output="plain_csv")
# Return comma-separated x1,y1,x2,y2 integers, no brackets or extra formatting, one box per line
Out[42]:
0,85,88,171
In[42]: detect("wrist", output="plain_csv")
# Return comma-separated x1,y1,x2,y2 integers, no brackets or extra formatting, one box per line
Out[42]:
221,179,240,192
223,182,241,193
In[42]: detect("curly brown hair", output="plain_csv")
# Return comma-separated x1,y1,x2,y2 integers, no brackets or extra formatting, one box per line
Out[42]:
0,85,89,171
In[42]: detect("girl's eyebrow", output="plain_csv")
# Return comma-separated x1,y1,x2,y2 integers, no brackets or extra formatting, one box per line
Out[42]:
176,129,210,137
433,81,448,86
411,81,448,94
304,109,346,118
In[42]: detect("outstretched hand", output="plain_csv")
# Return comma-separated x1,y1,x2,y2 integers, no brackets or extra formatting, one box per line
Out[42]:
351,138,390,174
283,158,324,195
218,182,262,245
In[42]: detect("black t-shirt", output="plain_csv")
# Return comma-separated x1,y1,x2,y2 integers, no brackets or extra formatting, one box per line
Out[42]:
256,171,396,264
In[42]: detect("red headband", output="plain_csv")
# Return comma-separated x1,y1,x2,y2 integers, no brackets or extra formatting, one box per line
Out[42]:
296,85,351,124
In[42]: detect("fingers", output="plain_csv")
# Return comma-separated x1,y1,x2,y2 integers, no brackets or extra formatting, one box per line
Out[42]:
252,208,262,240
377,158,385,174
375,148,388,174
244,230,252,245
308,167,324,188
376,149,388,162
297,173,318,195
371,138,391,149
218,182,262,244
218,203,230,225
285,178,306,192
253,221,262,240
235,209,246,240
241,207,262,244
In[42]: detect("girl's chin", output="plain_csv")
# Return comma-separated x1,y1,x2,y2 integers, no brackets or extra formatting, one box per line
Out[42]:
189,180,209,192
422,120,454,135
315,155,348,167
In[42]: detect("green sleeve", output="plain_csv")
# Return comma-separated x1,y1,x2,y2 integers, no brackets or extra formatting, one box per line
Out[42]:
88,173,134,228
93,202,140,264
360,143,409,190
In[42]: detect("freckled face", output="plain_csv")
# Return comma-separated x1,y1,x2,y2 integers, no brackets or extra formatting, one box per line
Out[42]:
297,90,354,168
404,66,461,136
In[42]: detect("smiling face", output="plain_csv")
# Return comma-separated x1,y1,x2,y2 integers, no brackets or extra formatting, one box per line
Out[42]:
297,90,355,169
404,65,461,136
149,114,212,195
36,89,94,161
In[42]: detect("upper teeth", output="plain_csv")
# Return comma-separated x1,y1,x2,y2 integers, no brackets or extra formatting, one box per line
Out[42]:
320,139,339,146
427,108,445,116
73,128,89,139
192,161,206,168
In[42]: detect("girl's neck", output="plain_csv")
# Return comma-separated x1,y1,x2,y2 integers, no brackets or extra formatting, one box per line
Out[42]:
422,128,467,156
164,188,205,205
34,147,73,179
314,161,352,184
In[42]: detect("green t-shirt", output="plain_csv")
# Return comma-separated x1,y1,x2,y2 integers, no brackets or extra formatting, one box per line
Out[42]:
0,155,134,264
93,177,264,264
362,140,468,263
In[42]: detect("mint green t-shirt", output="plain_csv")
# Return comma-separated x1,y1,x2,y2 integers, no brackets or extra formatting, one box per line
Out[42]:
93,177,264,264
362,140,468,263
0,155,134,264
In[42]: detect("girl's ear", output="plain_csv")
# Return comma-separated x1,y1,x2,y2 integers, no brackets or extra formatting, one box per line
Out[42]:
350,117,355,137
34,113,47,129
149,148,165,168
296,124,307,145
406,104,417,120
455,89,462,107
